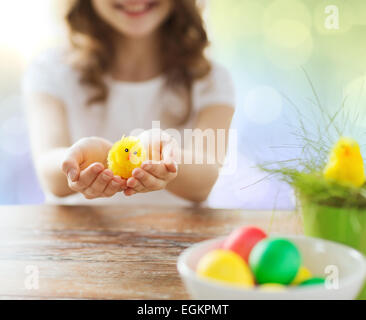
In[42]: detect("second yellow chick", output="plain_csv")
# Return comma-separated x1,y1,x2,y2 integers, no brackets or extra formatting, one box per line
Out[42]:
323,137,365,188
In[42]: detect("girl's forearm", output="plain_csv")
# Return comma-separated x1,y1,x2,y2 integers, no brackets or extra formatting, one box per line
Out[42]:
35,148,75,198
166,149,220,202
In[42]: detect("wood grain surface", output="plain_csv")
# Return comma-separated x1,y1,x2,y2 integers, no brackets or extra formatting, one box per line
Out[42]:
0,205,302,299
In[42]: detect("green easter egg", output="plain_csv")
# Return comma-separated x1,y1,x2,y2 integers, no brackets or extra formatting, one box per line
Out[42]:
249,238,301,285
300,277,325,287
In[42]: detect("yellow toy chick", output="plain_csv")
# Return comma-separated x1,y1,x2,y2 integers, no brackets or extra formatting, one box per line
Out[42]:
108,136,147,179
323,137,365,188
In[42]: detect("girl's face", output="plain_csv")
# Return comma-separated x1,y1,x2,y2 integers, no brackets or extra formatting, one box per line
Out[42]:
92,0,173,38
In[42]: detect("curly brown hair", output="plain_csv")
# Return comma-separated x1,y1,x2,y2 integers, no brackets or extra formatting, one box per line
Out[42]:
65,0,211,124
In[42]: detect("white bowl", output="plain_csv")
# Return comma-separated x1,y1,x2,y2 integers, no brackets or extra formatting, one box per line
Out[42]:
177,235,366,300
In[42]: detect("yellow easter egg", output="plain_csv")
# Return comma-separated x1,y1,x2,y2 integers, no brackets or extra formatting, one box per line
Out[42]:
108,136,147,179
259,283,287,292
197,249,254,287
291,266,312,285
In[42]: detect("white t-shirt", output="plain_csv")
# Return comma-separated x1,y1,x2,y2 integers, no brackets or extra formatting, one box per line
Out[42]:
23,48,235,206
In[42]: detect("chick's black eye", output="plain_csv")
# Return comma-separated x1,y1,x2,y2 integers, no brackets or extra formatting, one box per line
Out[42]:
125,148,129,152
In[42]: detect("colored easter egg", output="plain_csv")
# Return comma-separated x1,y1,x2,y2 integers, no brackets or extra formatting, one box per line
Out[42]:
249,238,301,285
300,277,325,287
197,249,255,287
259,283,287,292
291,266,312,285
222,226,267,263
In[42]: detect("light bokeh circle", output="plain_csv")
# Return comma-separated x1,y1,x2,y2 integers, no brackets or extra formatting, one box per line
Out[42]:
343,75,366,128
207,0,265,46
262,0,313,69
243,86,283,125
263,0,312,30
352,1,366,26
266,20,311,49
263,19,313,69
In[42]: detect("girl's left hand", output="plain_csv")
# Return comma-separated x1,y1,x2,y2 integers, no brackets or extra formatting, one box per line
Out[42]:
124,129,180,196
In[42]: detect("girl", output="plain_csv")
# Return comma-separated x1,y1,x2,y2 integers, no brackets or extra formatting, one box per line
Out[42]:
23,0,235,206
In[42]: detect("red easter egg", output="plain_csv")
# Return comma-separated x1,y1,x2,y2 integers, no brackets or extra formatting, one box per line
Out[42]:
222,226,267,263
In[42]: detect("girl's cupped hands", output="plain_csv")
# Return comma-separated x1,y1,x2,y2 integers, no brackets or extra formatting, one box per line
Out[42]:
61,130,179,199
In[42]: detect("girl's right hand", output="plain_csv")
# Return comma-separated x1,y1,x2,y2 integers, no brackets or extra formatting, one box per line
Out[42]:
61,137,127,199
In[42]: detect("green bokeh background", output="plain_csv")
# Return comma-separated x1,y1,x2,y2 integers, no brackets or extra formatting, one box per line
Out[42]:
208,0,366,125
207,0,366,209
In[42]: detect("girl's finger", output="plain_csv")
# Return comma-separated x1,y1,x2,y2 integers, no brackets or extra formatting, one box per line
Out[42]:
139,163,169,180
124,188,137,196
119,178,128,191
70,163,103,191
84,169,113,195
103,177,124,197
62,159,80,182
62,148,83,182
164,160,178,174
126,177,146,192
132,169,164,191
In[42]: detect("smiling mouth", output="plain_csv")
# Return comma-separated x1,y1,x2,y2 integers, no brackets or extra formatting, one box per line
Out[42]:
114,1,159,17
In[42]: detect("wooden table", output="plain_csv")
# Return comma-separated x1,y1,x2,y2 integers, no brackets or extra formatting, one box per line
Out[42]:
0,205,302,299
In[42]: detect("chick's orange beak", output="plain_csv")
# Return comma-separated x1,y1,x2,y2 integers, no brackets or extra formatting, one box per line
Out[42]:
343,146,351,156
